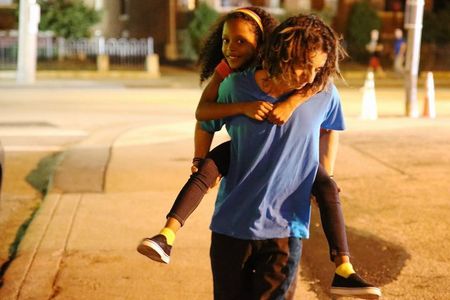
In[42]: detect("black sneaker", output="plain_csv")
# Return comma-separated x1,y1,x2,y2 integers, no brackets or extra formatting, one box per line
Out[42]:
137,234,172,264
330,273,382,299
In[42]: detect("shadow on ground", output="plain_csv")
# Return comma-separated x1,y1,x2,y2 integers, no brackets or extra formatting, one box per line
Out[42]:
301,205,410,299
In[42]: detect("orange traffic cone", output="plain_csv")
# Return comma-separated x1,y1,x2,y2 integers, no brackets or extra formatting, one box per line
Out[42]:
360,71,378,120
423,72,436,118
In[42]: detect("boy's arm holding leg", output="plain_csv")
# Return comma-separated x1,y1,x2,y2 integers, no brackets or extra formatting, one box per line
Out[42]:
193,122,214,172
193,122,221,188
319,128,339,176
311,128,340,205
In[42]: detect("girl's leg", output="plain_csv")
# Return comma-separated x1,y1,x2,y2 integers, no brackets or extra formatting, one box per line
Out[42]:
311,164,349,264
312,165,382,298
166,140,231,227
137,141,231,263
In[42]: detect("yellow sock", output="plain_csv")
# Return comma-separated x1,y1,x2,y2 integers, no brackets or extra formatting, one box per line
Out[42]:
335,262,355,278
160,228,176,246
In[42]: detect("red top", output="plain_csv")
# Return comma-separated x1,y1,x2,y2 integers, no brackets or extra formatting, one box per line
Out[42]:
215,59,232,80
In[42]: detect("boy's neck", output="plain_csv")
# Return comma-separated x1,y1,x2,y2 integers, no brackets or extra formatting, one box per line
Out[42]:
255,70,293,98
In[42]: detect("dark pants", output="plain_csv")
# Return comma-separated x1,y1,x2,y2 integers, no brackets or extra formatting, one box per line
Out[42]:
312,165,350,260
166,141,230,225
167,141,349,261
210,232,302,300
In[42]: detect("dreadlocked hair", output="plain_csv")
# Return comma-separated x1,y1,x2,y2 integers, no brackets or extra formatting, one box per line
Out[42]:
262,14,347,94
198,6,278,84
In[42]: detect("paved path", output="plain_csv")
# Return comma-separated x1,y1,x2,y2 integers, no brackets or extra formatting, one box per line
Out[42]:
1,80,450,299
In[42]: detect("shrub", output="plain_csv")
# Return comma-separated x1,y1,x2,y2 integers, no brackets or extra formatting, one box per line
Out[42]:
37,0,101,39
345,0,381,62
187,2,219,57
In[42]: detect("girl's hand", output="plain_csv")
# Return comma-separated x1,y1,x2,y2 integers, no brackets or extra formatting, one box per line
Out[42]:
242,101,273,121
267,101,296,125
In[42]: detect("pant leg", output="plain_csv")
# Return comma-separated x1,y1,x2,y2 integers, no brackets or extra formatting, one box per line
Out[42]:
210,232,253,300
206,140,231,176
252,237,302,300
166,141,231,225
311,164,350,261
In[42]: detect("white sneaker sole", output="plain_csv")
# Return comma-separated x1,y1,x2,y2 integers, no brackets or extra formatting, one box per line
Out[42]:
137,240,170,264
330,286,382,299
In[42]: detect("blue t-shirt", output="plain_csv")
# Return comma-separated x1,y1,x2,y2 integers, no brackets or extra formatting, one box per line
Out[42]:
202,69,345,240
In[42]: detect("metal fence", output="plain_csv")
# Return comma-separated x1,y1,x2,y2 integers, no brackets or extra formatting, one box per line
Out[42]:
0,31,154,70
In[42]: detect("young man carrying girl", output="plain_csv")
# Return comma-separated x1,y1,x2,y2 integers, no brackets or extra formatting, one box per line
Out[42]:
138,8,381,299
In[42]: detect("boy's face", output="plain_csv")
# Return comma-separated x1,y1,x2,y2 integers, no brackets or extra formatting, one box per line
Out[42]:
222,18,258,70
291,50,328,90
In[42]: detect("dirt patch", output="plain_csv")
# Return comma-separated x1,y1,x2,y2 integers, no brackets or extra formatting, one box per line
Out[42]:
301,205,410,299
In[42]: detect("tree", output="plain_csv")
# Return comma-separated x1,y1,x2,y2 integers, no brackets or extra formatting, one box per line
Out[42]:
187,2,219,56
37,0,101,39
345,0,381,62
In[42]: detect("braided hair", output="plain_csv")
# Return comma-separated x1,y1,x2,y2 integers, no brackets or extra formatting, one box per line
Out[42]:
262,14,347,94
198,7,278,84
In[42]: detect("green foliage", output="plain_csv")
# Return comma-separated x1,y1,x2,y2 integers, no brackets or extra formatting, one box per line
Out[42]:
422,4,450,44
187,2,219,56
26,152,62,195
37,0,101,39
345,0,381,62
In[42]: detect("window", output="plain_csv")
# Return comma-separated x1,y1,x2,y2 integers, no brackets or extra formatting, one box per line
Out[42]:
178,0,196,11
0,0,14,5
119,0,129,21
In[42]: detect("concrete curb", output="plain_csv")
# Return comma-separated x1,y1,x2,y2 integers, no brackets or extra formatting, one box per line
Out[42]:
0,193,81,299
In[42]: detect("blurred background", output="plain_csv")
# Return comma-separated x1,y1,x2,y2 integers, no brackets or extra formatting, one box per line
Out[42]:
0,0,448,73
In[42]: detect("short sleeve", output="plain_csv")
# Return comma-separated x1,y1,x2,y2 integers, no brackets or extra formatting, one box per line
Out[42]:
321,84,345,131
201,119,225,133
215,59,232,80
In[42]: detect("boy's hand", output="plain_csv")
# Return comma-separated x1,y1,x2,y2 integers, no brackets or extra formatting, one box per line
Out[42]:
242,101,273,121
210,175,221,189
191,157,202,174
191,158,221,193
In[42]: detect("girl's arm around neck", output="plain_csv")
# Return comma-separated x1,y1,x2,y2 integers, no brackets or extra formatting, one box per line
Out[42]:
267,87,319,125
195,71,273,122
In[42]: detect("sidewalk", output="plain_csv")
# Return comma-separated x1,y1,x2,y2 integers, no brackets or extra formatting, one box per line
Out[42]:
1,65,450,89
0,77,449,299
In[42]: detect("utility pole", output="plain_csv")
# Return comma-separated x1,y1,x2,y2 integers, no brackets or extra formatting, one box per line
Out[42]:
16,0,40,84
404,0,425,117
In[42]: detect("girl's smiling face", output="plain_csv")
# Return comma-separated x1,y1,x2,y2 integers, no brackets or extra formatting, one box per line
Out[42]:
222,18,258,70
